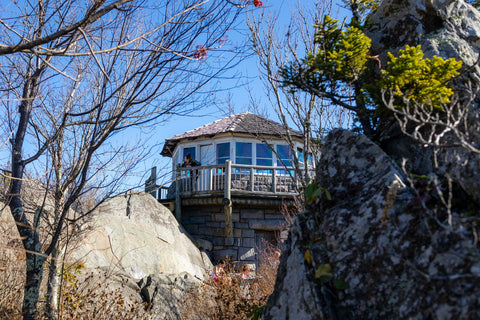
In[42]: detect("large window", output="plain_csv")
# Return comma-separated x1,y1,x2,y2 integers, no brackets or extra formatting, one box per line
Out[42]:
236,142,252,165
276,145,293,167
216,142,230,164
256,143,272,166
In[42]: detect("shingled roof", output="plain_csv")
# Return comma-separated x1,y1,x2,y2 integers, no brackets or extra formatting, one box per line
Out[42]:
160,112,303,157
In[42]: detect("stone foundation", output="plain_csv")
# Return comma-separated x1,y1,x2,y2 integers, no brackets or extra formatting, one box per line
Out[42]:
181,197,292,268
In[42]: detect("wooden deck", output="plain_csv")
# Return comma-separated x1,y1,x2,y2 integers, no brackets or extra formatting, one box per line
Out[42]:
177,162,305,197
151,160,311,202
146,160,310,241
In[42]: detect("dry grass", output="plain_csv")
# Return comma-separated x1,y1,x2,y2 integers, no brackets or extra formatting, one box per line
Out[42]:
0,242,281,320
55,264,150,320
181,240,281,320
0,247,24,320
0,204,25,320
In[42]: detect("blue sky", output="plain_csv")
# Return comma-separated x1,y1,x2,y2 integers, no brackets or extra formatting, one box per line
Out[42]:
127,0,351,190
128,0,297,188
0,0,350,192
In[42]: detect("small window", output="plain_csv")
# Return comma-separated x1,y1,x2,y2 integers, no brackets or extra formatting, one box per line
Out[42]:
236,142,252,165
216,143,230,164
297,147,314,167
256,143,273,166
183,147,196,162
276,145,293,167
297,148,305,165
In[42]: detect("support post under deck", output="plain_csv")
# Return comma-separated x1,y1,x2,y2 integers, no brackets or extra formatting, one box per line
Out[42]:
224,160,233,238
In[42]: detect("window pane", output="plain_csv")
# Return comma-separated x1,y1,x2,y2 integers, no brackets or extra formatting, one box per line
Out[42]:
236,142,251,165
257,158,272,166
236,142,252,157
236,157,252,165
217,143,230,158
216,143,230,164
277,145,293,167
277,160,292,167
256,143,273,166
276,169,294,175
183,147,196,161
297,148,304,164
256,144,272,158
277,145,292,159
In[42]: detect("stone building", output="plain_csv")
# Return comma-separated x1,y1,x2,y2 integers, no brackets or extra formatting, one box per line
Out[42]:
154,112,312,268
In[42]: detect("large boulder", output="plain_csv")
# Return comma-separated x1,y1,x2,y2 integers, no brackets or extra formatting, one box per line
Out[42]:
69,192,212,280
264,129,480,319
367,0,480,68
65,268,202,319
366,0,480,204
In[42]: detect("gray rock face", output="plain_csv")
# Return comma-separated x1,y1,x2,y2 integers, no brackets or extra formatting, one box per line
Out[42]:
69,192,212,280
366,0,480,204
264,130,480,319
263,219,325,320
67,268,202,319
367,0,480,68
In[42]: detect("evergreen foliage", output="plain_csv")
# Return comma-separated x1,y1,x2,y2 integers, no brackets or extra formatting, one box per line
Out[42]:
280,12,462,138
282,15,371,90
379,45,462,111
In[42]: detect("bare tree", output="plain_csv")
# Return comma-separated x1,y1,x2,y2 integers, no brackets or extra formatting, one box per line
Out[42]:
381,84,480,155
246,0,352,192
0,1,248,318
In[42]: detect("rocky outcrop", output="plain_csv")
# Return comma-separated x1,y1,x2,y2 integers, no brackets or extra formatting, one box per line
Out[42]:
63,268,202,319
65,192,213,318
366,0,480,204
69,192,212,280
137,272,201,318
367,0,480,68
2,192,212,318
264,129,480,319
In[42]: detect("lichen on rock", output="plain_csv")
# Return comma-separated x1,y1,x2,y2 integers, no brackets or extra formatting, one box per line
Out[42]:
264,130,480,319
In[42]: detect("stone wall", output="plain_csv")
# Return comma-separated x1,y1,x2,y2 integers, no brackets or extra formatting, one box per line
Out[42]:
181,199,289,268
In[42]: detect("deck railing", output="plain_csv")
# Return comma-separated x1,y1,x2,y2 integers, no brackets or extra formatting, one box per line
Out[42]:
146,161,312,202
175,160,311,198
146,160,313,230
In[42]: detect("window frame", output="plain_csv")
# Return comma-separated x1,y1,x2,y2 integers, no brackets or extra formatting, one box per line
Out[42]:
216,142,231,165
235,141,253,165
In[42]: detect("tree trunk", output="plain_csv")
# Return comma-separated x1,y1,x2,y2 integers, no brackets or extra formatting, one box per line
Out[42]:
45,246,61,319
8,63,48,320
23,251,47,320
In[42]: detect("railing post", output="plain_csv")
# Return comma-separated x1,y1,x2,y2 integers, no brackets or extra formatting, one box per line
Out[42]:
272,168,277,193
175,164,182,222
209,167,213,191
294,167,298,193
250,168,254,192
224,160,233,238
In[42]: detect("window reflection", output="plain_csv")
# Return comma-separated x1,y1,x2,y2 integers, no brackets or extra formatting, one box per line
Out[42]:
236,142,252,165
216,143,230,164
276,145,293,167
256,144,272,166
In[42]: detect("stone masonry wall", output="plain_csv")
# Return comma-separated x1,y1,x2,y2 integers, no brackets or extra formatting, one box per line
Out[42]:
181,202,287,268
